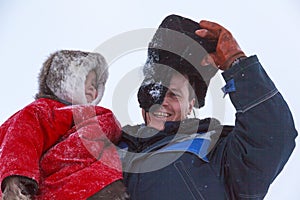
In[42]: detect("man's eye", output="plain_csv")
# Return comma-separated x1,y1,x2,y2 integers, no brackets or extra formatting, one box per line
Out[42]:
171,92,180,97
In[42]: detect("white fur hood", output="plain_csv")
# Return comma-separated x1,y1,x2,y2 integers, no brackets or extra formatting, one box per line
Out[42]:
36,50,108,105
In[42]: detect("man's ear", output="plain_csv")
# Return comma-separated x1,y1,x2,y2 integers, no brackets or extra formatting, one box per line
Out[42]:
189,98,195,113
141,109,147,122
142,109,151,126
142,109,149,124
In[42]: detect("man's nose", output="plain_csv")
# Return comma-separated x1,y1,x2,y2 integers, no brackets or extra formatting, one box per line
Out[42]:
161,96,169,106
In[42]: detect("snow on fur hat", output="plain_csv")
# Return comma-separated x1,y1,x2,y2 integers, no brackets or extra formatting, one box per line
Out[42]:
36,50,108,105
138,14,218,110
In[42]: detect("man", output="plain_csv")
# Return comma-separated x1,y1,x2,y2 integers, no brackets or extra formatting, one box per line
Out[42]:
119,15,297,199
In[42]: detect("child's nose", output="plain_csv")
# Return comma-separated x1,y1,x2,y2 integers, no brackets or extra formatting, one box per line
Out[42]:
88,85,96,92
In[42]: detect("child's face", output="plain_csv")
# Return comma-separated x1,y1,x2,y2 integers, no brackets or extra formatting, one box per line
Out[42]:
85,70,98,103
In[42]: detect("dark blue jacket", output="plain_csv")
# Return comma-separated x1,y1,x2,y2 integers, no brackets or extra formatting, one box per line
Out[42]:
119,56,298,200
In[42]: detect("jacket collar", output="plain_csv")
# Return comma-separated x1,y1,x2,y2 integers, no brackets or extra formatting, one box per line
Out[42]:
121,118,221,152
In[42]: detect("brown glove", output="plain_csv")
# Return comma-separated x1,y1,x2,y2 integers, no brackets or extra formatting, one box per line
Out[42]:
195,20,246,70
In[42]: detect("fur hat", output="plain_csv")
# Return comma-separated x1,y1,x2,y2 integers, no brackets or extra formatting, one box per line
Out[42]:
35,50,108,105
138,14,218,110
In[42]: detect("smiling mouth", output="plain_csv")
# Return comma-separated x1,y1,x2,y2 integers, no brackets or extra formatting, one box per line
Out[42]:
152,112,171,118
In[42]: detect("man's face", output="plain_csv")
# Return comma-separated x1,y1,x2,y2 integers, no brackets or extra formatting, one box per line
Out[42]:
144,73,195,130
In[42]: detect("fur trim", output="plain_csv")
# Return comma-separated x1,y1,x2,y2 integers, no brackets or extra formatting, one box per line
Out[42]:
36,50,108,105
139,14,218,109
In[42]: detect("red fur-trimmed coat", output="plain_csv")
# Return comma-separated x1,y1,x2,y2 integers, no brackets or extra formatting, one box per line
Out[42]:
0,98,122,199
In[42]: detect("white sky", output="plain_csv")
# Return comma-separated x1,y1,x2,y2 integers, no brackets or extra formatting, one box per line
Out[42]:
0,0,299,199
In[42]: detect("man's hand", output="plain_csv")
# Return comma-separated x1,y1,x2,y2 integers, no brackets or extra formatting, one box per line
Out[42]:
195,20,246,70
87,180,130,200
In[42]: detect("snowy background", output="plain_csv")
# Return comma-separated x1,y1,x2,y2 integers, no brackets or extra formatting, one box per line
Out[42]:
1,0,299,199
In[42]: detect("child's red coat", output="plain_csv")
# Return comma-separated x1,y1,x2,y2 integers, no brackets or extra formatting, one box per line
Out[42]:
0,98,122,199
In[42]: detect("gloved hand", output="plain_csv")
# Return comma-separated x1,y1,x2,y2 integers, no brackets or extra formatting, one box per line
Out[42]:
87,180,130,200
2,176,37,200
195,20,246,70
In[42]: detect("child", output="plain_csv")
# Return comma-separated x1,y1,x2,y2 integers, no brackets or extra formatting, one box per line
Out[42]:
0,50,128,199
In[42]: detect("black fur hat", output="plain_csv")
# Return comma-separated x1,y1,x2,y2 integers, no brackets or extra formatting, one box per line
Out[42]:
138,14,218,111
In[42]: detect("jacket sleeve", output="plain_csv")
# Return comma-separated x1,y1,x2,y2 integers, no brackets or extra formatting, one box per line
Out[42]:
0,100,72,192
0,105,45,189
218,55,298,199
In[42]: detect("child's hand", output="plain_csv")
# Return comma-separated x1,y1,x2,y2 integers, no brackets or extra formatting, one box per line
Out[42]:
2,176,37,200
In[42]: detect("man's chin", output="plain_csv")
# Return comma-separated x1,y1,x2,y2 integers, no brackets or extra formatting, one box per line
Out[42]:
148,120,166,131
